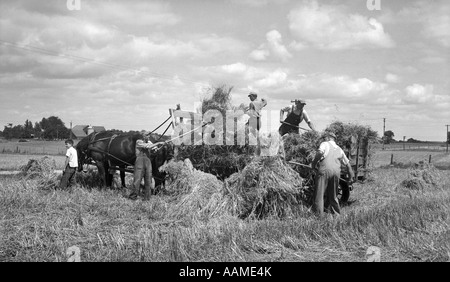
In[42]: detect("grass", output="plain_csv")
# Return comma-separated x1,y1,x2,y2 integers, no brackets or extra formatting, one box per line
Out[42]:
1,166,449,262
0,140,77,155
0,154,66,171
372,142,447,151
371,150,450,169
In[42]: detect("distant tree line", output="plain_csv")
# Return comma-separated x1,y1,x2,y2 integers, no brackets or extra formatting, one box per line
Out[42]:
0,117,150,141
0,116,71,140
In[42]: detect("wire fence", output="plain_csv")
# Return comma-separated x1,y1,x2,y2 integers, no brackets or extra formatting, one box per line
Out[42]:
372,142,448,152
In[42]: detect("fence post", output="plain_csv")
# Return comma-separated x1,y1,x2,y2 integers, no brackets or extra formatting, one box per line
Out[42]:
429,155,431,163
390,154,394,165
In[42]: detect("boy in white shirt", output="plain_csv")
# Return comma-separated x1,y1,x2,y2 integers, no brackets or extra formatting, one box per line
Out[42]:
59,139,78,189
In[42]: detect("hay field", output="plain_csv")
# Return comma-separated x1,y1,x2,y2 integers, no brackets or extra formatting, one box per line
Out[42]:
0,140,75,155
372,150,450,169
372,142,447,151
1,157,449,262
0,154,66,171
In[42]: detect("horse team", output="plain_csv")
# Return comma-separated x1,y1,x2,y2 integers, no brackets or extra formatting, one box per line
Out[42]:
76,131,173,193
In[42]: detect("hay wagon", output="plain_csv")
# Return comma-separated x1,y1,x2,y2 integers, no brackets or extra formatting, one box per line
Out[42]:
168,106,374,205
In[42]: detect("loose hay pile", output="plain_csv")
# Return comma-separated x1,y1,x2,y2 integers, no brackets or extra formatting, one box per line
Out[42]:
20,157,59,189
161,156,308,220
282,130,320,180
283,121,378,181
19,157,104,190
175,144,254,180
20,156,56,178
75,169,104,189
399,162,440,190
225,156,307,219
160,159,225,219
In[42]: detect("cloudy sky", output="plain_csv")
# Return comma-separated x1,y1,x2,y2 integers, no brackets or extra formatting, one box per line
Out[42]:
0,0,449,141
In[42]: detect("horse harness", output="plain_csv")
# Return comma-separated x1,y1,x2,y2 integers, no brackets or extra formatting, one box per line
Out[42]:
83,133,134,167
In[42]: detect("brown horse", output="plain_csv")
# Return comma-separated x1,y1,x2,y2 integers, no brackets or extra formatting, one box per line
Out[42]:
76,131,173,190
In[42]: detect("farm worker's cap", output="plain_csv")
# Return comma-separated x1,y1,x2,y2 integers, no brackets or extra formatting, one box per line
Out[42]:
248,92,258,98
140,130,151,136
294,99,306,105
324,131,337,139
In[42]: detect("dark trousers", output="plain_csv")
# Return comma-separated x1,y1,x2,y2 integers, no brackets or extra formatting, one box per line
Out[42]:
313,170,340,216
248,117,261,135
131,156,153,200
60,165,77,189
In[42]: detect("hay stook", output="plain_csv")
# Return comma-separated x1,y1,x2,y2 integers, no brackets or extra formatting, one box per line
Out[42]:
161,156,309,220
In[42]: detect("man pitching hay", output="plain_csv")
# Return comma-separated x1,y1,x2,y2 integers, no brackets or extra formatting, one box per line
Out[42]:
311,131,354,216
129,131,164,201
279,99,316,136
246,91,267,135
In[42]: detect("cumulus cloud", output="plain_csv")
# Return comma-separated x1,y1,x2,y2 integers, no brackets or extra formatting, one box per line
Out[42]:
385,73,400,83
288,0,394,50
403,84,435,104
253,69,288,88
229,0,289,7
204,62,286,83
201,63,401,105
289,40,308,51
291,73,394,104
249,49,270,61
249,30,292,62
399,1,450,47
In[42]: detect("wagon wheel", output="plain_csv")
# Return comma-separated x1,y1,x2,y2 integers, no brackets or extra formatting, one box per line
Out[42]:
338,179,350,203
310,177,351,206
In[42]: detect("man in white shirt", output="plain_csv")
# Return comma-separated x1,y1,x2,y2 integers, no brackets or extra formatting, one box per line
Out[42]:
311,131,354,216
246,92,267,135
59,139,78,189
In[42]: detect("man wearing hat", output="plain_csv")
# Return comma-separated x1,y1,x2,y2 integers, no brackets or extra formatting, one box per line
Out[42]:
311,131,355,217
279,99,316,136
246,91,267,135
129,131,164,201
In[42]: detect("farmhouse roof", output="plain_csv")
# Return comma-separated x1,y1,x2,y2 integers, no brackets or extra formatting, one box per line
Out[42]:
71,125,106,138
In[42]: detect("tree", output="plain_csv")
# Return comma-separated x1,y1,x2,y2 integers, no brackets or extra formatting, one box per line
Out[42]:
39,116,70,140
34,122,42,139
383,130,395,144
2,124,26,139
23,119,33,138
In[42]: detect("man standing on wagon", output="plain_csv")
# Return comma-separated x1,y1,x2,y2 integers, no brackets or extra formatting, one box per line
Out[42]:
246,91,267,136
129,131,164,201
279,99,316,136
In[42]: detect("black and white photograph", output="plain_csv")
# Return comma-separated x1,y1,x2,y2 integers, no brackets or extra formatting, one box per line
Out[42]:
0,0,449,266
